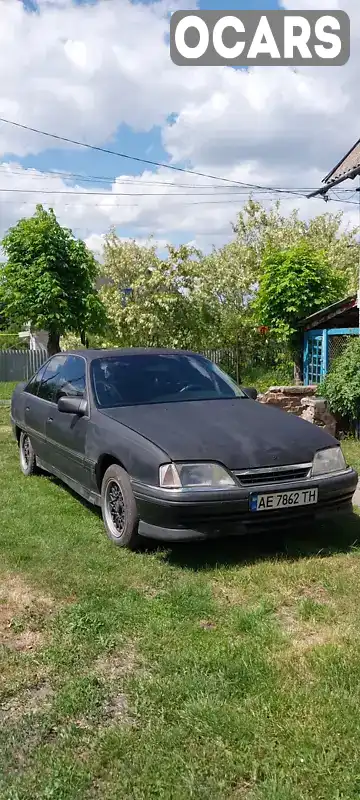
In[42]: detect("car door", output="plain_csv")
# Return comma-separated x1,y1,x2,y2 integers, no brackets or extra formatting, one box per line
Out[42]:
44,354,90,486
23,357,66,462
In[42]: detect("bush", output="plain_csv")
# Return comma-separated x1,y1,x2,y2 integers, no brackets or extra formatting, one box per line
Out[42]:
320,338,360,422
241,364,294,393
0,333,28,350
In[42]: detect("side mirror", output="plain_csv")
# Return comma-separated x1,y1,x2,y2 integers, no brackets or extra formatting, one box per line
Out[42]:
242,387,258,401
57,396,87,416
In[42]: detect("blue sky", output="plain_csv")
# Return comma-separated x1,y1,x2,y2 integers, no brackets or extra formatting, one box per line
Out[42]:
4,0,282,248
0,0,357,255
14,0,280,186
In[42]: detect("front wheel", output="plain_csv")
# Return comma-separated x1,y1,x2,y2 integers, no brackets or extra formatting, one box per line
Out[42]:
19,431,38,476
101,464,140,548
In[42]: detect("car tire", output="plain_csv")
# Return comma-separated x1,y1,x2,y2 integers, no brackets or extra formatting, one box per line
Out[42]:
101,464,140,549
19,431,38,476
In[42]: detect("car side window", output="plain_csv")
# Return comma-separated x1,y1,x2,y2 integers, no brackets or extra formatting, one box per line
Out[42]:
37,355,67,403
56,355,86,401
24,363,48,396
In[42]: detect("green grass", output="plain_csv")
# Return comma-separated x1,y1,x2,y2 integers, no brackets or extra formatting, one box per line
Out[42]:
241,366,294,394
1,407,360,799
0,381,17,400
342,439,360,475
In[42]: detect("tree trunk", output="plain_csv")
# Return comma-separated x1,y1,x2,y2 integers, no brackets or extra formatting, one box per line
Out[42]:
291,335,303,385
47,330,61,356
80,330,89,348
293,359,302,385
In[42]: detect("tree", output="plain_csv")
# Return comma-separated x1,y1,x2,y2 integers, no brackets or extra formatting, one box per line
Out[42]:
188,199,358,362
98,233,213,350
0,205,106,354
229,198,360,289
253,242,348,379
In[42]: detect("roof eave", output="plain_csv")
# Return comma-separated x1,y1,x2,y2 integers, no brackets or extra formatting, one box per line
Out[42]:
298,294,357,329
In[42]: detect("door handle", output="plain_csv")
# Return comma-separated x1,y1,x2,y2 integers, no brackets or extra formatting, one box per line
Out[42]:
25,406,30,412
47,417,53,423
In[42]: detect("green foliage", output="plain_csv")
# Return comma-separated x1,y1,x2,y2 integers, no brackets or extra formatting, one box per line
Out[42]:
99,233,214,349
254,242,347,343
0,334,27,351
0,205,107,351
241,363,294,393
320,338,360,422
230,198,360,289
2,199,356,373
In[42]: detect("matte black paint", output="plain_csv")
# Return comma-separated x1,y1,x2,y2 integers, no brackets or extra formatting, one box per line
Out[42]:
101,397,336,470
10,348,358,543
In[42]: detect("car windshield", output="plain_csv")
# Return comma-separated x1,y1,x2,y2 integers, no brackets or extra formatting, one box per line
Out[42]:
91,353,246,408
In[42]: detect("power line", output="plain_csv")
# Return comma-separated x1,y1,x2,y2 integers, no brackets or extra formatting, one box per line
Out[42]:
0,195,358,209
2,163,353,193
0,116,324,197
0,186,313,197
0,164,312,191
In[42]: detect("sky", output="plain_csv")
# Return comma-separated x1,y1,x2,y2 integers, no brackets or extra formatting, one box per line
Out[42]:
0,0,359,259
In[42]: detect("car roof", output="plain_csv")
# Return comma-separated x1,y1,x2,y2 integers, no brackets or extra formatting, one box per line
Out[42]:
64,347,203,361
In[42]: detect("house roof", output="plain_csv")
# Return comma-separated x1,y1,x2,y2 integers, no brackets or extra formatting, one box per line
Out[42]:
307,138,360,198
298,294,357,329
323,138,360,185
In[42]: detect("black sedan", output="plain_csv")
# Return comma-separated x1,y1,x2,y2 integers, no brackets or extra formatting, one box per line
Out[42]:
11,348,357,548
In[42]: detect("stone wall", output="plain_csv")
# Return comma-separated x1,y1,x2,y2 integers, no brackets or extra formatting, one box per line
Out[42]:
257,385,337,437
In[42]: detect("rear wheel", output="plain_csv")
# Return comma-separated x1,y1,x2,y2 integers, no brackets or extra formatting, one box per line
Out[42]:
19,431,38,476
101,464,140,548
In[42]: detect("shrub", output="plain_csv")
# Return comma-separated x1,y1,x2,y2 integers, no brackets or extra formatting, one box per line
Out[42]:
320,338,360,422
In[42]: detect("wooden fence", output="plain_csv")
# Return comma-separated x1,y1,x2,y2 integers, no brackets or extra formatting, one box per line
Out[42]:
0,349,48,383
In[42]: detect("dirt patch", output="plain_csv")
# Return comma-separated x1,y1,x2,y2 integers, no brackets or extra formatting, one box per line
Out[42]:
212,582,246,606
131,582,166,600
199,620,217,630
93,643,139,729
94,642,138,680
72,692,135,733
0,681,54,723
291,629,338,652
276,605,340,653
296,584,331,603
0,573,54,652
229,779,256,798
102,693,135,726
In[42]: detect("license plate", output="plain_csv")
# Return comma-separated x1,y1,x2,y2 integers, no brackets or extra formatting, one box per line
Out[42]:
249,488,318,512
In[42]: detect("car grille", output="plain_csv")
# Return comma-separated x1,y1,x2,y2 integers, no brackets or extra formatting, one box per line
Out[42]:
234,463,312,487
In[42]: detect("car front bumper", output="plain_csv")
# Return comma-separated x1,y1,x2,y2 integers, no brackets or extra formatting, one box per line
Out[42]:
132,468,358,542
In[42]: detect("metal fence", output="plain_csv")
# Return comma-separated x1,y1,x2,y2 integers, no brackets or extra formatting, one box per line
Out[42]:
0,346,240,385
201,348,240,382
0,349,48,383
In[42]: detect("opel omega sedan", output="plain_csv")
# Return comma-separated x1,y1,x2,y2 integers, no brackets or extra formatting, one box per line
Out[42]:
11,348,357,548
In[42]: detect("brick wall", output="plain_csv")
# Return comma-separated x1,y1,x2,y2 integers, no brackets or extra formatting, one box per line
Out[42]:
257,386,337,437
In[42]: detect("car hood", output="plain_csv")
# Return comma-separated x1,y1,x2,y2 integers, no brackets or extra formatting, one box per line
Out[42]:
100,398,336,470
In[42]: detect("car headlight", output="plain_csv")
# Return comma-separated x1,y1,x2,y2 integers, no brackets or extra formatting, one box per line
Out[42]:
159,462,236,489
312,447,346,476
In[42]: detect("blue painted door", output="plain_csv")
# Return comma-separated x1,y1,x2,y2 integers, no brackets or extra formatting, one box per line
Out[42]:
304,330,327,385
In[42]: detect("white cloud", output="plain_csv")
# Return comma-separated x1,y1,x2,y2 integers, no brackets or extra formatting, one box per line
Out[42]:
0,0,358,250
0,0,201,157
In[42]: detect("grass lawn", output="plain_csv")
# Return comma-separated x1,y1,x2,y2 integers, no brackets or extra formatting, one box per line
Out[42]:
2,406,360,799
0,381,18,400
